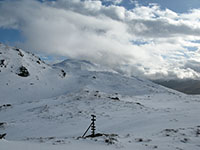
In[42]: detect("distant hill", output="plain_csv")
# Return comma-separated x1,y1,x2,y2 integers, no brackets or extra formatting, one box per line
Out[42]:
153,79,200,95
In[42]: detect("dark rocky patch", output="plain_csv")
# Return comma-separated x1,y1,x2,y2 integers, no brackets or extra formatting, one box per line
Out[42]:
0,133,6,139
196,128,200,137
0,59,5,67
136,102,144,106
108,96,120,101
0,122,6,128
81,133,118,145
180,138,189,143
0,104,12,110
17,66,30,77
15,48,24,57
61,69,66,77
135,138,143,142
36,60,40,64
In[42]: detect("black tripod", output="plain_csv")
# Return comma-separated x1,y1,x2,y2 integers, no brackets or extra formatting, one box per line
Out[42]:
82,115,96,138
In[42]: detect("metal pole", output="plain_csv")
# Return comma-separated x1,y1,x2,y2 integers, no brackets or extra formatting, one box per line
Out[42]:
82,123,92,138
82,115,97,138
91,115,96,137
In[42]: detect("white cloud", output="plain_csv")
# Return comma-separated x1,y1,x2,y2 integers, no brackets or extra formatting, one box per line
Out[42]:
103,0,123,5
1,0,200,80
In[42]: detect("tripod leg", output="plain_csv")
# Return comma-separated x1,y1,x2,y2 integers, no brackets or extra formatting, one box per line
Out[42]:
82,123,92,138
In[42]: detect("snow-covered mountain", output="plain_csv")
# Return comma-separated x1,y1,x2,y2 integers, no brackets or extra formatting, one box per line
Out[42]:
0,44,200,150
0,43,68,103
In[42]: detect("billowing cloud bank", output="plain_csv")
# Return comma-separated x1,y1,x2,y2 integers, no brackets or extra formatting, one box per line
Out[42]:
1,0,200,80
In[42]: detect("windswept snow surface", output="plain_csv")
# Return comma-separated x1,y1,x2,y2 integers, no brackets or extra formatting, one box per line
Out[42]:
0,44,200,150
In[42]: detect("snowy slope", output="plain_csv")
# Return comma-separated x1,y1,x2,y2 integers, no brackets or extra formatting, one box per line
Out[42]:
0,44,68,103
54,58,170,96
0,44,200,150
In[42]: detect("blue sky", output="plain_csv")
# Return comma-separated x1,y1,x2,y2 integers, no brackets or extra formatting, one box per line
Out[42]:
101,0,200,13
0,28,24,44
123,0,200,13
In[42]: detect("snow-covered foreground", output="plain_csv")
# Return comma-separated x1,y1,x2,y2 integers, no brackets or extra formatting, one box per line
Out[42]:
0,44,200,150
0,139,114,150
1,91,200,150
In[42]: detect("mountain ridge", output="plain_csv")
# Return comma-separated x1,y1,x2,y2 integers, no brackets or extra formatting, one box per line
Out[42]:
154,79,200,94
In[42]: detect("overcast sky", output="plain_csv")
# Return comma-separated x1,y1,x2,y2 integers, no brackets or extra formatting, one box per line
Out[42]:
1,0,200,80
